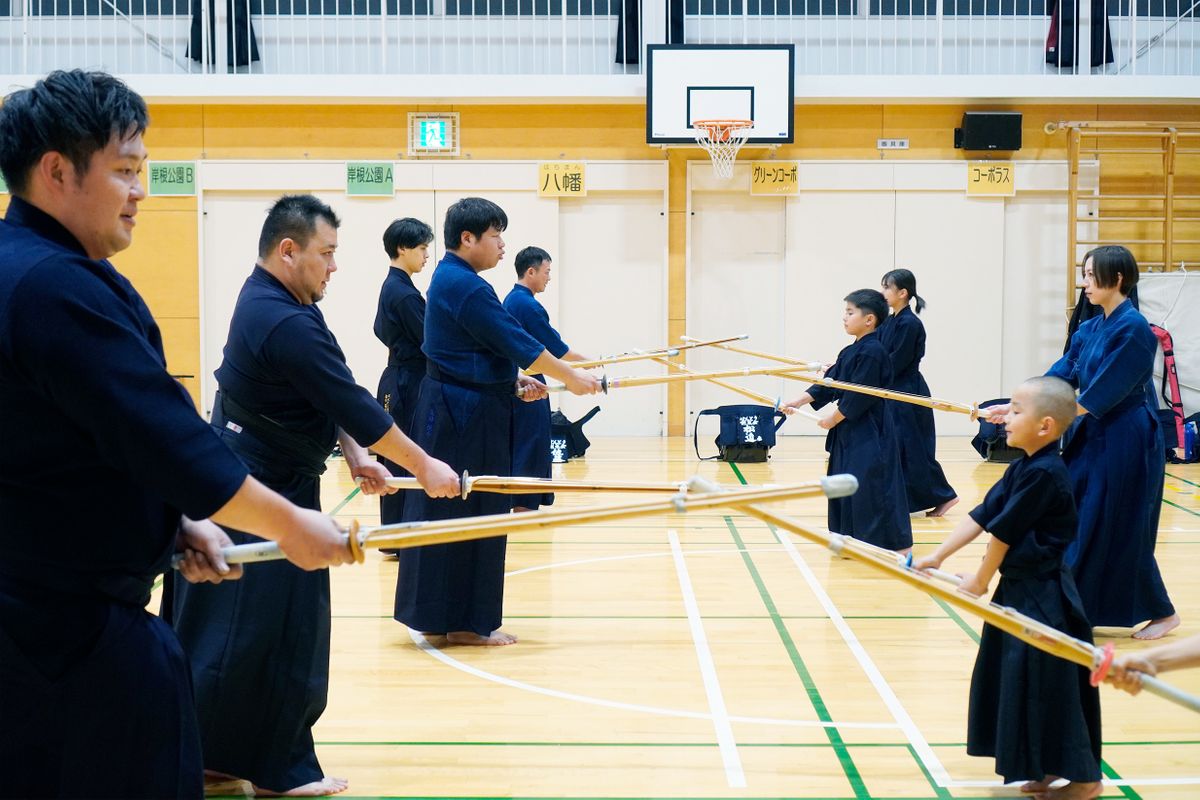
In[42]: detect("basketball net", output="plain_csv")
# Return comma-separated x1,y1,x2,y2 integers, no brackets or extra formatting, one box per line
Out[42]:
692,119,754,180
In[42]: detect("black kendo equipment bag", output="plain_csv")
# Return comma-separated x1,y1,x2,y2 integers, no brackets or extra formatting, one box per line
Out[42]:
693,404,787,463
971,398,1023,463
549,406,601,463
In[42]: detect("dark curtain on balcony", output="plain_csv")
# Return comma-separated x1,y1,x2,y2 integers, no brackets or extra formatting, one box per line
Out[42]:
1046,0,1113,67
616,0,684,63
189,0,261,67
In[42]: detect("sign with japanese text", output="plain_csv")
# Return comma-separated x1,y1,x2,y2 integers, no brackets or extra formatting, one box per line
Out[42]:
750,161,798,195
346,162,394,196
967,162,1016,196
538,162,586,197
148,161,196,196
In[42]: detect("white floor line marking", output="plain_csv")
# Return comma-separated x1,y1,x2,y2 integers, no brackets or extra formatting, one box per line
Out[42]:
506,547,785,577
409,629,898,729
667,530,745,788
775,531,953,787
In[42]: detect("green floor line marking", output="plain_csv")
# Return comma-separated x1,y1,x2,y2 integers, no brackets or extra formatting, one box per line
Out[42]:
1101,759,1144,800
314,739,1200,747
715,465,868,796
932,597,981,644
906,744,952,800
151,576,163,592
1166,471,1200,489
329,486,362,516
315,740,923,748
724,464,870,800
212,796,963,800
1162,497,1200,518
726,515,868,800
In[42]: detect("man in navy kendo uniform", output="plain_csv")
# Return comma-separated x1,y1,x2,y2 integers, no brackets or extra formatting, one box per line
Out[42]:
0,70,352,800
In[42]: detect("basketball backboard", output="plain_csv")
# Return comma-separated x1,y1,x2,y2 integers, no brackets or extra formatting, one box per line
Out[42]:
646,44,795,146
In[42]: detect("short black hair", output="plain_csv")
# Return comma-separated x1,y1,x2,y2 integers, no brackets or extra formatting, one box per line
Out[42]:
844,289,888,329
514,246,551,278
258,194,341,259
444,197,507,251
383,217,434,259
0,69,149,197
881,268,926,314
1085,245,1139,295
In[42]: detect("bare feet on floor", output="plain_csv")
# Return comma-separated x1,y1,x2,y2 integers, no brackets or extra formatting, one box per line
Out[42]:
1035,780,1102,800
1020,776,1060,793
1133,613,1180,640
447,629,518,646
253,777,350,797
927,496,959,517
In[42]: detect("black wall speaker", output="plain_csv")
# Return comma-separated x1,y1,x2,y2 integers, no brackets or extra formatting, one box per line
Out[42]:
954,111,1022,151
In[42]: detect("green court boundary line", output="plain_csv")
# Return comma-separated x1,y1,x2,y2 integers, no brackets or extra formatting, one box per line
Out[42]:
932,598,981,644
209,796,1009,800
330,486,362,516
1162,497,1200,518
723,515,868,799
313,739,1200,748
1101,759,1144,800
725,461,869,799
1166,471,1200,489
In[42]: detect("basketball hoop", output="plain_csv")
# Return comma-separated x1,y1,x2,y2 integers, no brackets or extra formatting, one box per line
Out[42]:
692,119,754,180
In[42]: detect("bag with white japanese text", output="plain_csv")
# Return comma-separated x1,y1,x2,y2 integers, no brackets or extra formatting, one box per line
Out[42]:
693,404,787,463
549,406,601,463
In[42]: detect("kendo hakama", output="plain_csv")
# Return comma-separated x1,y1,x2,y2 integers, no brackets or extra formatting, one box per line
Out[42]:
170,411,332,791
374,267,427,525
395,253,545,635
0,197,249,799
1047,298,1175,627
879,306,956,513
807,332,913,551
965,443,1102,785
503,283,571,511
171,266,393,791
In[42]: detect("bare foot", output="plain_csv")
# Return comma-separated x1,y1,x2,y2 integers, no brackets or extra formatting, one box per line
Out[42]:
253,777,349,797
1036,780,1102,800
1020,776,1060,793
1133,614,1181,640
447,629,518,646
927,497,960,517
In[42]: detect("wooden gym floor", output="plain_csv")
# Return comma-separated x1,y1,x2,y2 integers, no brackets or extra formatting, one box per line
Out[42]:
161,436,1200,800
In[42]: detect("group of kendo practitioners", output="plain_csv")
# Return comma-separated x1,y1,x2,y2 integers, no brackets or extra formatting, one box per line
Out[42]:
0,69,1192,800
0,70,600,799
779,260,1182,799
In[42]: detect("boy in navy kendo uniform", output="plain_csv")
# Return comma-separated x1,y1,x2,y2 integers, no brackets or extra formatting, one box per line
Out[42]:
782,289,913,553
915,376,1102,800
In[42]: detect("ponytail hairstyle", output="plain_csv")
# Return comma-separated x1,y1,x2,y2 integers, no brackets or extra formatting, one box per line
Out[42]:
881,268,926,314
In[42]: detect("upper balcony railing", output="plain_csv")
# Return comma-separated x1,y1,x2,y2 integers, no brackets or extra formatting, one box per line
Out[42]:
0,0,1195,93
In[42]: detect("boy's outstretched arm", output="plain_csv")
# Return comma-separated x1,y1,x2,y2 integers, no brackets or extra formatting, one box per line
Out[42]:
912,515,985,571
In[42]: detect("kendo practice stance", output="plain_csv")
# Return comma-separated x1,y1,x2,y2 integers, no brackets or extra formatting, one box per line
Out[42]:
169,195,460,797
0,71,353,800
503,245,588,512
0,66,1192,800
